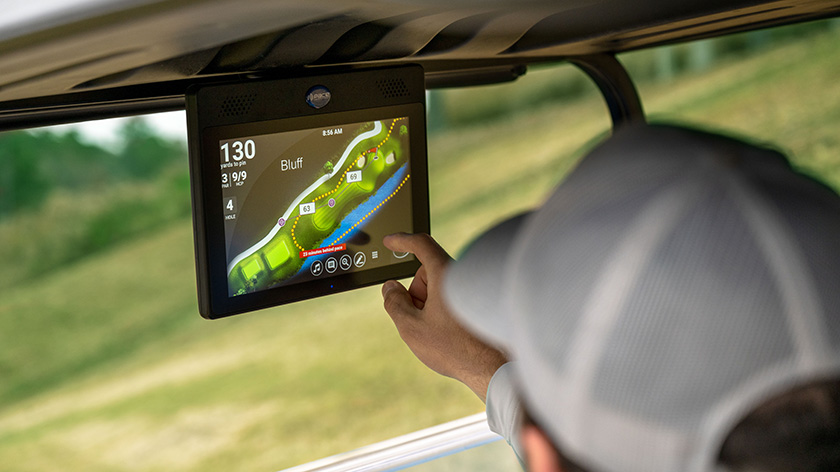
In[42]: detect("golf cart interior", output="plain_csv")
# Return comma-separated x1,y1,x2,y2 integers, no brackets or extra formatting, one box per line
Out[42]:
2,1,839,470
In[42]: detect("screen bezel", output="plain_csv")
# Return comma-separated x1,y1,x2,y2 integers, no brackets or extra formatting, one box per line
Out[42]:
188,70,429,319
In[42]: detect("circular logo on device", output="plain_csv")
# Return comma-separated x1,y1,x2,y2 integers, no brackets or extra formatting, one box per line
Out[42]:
306,85,331,109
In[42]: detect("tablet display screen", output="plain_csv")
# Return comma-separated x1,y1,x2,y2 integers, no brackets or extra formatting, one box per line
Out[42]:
219,116,414,297
187,66,427,318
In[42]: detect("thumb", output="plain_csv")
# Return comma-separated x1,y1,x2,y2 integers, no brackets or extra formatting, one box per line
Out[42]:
382,280,418,324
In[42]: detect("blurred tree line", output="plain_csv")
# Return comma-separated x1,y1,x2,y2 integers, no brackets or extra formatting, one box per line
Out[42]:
0,118,190,289
428,19,840,131
0,118,185,219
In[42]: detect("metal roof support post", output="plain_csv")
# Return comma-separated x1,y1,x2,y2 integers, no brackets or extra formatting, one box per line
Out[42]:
569,54,646,129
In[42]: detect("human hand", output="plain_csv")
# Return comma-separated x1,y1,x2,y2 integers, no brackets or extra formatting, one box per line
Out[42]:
381,233,508,403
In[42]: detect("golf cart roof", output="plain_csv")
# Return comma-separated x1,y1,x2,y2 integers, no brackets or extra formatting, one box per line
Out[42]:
2,0,839,128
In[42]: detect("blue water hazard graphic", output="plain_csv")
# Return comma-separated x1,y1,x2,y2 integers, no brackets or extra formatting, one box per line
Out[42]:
298,162,409,274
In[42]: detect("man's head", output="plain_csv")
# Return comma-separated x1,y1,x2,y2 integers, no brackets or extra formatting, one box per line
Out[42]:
443,125,840,471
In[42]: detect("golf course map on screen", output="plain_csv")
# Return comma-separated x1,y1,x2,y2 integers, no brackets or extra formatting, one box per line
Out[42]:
221,117,412,297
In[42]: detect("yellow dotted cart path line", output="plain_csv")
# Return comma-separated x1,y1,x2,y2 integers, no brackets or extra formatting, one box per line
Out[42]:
291,215,304,251
291,117,407,252
331,173,410,246
377,117,403,148
313,154,362,202
312,117,405,203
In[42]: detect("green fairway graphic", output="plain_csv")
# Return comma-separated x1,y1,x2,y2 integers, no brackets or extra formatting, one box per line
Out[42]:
224,118,411,296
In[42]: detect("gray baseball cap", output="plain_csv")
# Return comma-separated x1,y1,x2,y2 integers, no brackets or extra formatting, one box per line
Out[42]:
443,124,840,472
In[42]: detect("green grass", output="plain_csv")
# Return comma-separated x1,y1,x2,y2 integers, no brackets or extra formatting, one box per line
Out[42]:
0,169,191,291
2,25,840,472
629,27,840,188
0,224,481,471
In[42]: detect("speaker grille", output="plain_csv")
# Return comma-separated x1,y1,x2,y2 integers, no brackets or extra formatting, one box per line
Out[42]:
219,93,257,118
376,78,409,98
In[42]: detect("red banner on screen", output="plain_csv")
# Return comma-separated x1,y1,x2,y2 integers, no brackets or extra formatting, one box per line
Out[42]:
300,244,346,259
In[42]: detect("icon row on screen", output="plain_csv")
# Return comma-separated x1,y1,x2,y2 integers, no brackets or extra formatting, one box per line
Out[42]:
310,252,366,276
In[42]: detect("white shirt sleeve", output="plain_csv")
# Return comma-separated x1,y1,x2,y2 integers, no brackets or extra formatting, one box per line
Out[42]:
485,361,526,466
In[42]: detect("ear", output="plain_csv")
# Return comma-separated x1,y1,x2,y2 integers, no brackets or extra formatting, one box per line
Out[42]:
521,423,565,472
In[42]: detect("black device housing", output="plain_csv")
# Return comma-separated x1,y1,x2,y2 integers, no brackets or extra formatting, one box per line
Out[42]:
186,65,429,319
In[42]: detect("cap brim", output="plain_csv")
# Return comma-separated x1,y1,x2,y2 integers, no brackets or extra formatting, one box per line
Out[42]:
443,212,532,351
